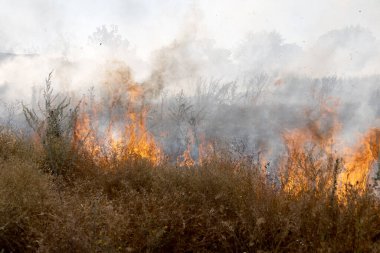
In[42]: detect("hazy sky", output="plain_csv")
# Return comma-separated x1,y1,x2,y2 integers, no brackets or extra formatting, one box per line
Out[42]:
0,0,380,103
1,0,380,58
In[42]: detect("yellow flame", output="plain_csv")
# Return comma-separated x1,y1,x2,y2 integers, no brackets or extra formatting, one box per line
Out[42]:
340,128,380,190
73,67,162,166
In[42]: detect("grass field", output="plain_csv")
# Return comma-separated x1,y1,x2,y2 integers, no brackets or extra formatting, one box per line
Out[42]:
1,128,380,253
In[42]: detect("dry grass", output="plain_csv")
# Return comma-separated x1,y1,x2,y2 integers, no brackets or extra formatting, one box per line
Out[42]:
1,131,380,252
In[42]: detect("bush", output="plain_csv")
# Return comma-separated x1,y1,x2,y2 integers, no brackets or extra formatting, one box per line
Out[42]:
22,72,79,177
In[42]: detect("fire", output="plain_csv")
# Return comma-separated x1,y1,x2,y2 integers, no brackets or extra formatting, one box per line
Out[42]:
281,129,335,195
178,146,195,167
177,132,214,167
73,66,162,166
112,111,161,164
74,111,102,160
280,99,340,194
281,123,380,195
71,67,380,193
340,128,380,190
74,103,162,166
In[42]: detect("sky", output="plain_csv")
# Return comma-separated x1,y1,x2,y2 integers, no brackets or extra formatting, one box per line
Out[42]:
0,0,380,101
1,0,380,57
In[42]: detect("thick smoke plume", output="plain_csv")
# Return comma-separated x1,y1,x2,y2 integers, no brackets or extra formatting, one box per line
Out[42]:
1,3,380,188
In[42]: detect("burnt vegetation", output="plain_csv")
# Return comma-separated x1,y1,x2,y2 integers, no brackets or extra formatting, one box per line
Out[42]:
1,74,380,252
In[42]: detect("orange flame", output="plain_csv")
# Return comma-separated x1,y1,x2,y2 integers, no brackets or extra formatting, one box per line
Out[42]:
341,128,380,190
73,66,162,166
72,67,380,194
280,98,341,194
74,104,162,166
177,132,214,167
281,124,380,195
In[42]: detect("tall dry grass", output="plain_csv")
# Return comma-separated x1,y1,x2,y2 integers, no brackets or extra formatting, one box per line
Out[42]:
1,127,380,252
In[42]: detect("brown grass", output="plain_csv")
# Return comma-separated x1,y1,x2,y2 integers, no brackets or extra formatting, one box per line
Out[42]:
1,131,380,252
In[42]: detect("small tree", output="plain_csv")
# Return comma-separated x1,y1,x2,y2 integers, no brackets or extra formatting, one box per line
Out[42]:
22,72,79,176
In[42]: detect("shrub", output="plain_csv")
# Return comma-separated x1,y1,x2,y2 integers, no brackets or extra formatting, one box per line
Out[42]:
22,72,79,176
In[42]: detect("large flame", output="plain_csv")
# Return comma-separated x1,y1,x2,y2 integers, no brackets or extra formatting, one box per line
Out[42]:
281,114,380,195
280,98,341,194
74,104,162,166
341,128,380,190
73,66,162,165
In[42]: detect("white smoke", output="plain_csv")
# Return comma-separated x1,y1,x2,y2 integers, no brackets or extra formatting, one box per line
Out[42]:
0,0,380,165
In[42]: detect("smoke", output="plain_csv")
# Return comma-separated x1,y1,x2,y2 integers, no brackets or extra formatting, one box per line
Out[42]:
297,26,380,76
1,1,380,166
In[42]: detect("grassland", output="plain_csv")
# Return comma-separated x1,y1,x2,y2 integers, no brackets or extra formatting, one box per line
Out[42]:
1,128,380,253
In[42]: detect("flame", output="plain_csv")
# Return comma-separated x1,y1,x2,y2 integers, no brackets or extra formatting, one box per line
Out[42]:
111,111,161,164
73,66,162,166
340,128,380,190
71,67,380,193
198,135,215,164
281,130,333,194
177,132,214,167
74,111,101,158
178,146,195,167
281,123,380,195
280,98,341,195
74,105,162,166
